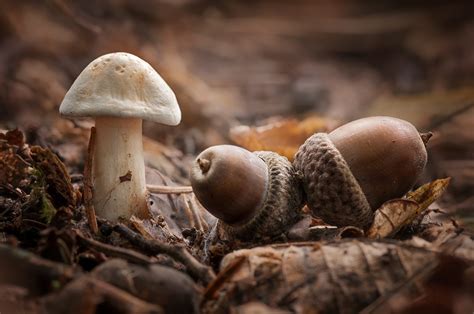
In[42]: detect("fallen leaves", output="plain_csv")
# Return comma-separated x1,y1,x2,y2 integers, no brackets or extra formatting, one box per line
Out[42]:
30,146,77,209
366,199,420,238
0,129,77,229
406,178,451,212
203,240,439,313
230,116,337,160
367,178,451,239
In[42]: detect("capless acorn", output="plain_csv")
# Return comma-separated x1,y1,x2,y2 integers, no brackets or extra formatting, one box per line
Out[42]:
191,145,303,240
294,116,428,229
191,145,268,225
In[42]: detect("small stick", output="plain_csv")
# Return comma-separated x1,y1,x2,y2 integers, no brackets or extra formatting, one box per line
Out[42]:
147,184,193,194
84,127,99,235
76,231,153,266
113,223,215,285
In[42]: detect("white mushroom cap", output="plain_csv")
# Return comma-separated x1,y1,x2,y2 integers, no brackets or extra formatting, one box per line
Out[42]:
59,52,181,125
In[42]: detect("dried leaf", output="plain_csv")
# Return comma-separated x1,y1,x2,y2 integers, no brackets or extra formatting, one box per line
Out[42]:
367,199,420,239
362,255,473,314
30,146,76,208
230,116,337,160
204,240,437,313
0,129,32,189
0,129,25,147
406,178,451,212
367,179,451,239
0,145,31,188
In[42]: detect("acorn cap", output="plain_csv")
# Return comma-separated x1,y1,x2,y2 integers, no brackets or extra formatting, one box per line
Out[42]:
293,133,372,229
59,52,181,125
219,151,304,240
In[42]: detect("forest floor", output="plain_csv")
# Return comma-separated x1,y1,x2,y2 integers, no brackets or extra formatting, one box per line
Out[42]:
0,1,473,313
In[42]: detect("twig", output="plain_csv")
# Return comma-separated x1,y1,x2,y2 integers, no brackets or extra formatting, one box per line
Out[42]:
42,276,162,313
0,244,76,295
75,231,153,266
84,127,98,235
147,184,193,194
113,223,215,285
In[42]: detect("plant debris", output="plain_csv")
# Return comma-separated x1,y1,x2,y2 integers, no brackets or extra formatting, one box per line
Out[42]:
367,178,451,239
0,1,473,313
202,239,468,314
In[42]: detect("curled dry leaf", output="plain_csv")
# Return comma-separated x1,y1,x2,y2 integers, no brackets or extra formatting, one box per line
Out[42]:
203,240,437,314
30,146,76,209
406,178,451,212
366,199,420,239
230,116,337,161
367,178,451,239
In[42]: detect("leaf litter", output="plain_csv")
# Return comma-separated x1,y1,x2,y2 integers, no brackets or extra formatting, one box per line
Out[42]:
1,1,473,313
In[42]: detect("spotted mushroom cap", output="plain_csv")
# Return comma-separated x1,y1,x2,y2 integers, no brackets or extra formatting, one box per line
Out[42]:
59,52,181,125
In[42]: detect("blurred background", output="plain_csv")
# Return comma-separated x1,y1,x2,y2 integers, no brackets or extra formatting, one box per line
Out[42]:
0,0,472,223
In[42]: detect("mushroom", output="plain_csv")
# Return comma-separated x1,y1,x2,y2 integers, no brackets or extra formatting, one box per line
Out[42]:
59,52,181,221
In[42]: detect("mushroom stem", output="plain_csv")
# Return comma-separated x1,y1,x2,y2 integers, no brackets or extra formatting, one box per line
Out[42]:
93,117,149,221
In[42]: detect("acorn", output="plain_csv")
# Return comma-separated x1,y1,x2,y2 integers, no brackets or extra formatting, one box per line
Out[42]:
293,116,428,229
190,145,304,240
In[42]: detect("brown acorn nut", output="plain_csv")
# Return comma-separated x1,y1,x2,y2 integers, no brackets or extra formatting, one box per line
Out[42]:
190,145,304,239
293,116,428,229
